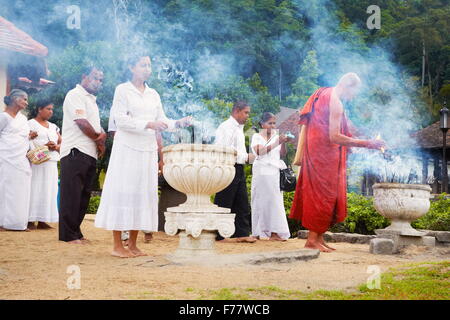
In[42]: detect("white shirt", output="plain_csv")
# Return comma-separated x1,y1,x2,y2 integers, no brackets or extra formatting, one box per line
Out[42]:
28,119,60,162
111,82,176,151
60,84,102,159
214,116,248,164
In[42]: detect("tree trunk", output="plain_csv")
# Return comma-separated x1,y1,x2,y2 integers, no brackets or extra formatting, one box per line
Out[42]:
421,39,425,88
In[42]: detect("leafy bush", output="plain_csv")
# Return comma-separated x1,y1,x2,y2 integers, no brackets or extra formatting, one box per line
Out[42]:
412,194,450,231
87,196,101,214
330,193,390,234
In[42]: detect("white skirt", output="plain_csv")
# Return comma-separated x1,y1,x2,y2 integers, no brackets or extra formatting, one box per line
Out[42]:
251,164,290,240
29,161,59,223
0,160,31,230
95,140,158,231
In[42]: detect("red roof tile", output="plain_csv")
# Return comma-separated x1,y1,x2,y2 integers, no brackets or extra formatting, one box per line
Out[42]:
0,16,48,57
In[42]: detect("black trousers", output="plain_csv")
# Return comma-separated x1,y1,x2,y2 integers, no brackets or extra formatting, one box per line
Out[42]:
59,148,97,242
214,164,251,239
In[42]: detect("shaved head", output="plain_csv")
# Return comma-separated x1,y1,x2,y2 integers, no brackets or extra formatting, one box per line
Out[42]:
337,72,361,88
336,72,361,101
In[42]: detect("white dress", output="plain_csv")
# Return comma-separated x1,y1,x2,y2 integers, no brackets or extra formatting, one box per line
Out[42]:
0,112,32,230
28,119,60,223
250,133,290,240
95,82,176,231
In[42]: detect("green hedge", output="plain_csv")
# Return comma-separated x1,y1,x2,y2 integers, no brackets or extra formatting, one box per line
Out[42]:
88,177,450,235
283,190,450,236
87,196,101,214
412,194,450,231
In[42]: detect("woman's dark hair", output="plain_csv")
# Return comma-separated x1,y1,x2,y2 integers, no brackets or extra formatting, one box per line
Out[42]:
29,99,53,119
3,89,27,106
123,53,151,81
258,112,275,128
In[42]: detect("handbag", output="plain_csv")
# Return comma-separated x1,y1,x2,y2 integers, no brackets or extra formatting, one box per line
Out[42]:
27,142,51,164
26,132,51,165
280,165,297,192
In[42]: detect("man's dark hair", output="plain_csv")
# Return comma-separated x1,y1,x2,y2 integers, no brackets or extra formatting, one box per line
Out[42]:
81,64,100,78
232,100,249,112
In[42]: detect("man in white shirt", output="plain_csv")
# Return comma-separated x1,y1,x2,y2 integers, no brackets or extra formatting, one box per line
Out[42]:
59,66,106,243
214,100,257,243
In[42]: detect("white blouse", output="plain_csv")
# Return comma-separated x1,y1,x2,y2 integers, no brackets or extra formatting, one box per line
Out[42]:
28,119,60,161
110,82,176,151
251,133,287,170
0,112,31,173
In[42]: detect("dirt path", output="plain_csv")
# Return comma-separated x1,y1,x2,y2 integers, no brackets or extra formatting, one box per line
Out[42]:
1,214,449,300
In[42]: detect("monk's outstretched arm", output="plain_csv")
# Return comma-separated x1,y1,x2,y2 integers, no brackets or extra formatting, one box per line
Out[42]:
329,92,382,149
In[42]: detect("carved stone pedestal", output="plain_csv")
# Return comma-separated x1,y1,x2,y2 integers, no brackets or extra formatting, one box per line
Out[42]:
164,211,235,257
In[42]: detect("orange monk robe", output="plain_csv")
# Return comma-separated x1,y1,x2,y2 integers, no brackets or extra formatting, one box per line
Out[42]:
289,87,351,234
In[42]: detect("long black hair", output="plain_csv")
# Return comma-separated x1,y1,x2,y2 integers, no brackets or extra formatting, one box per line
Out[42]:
29,99,53,119
258,112,275,128
122,52,151,83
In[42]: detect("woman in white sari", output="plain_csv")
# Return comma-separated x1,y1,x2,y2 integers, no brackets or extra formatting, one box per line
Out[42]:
0,89,36,231
28,100,61,229
251,112,292,241
95,54,191,258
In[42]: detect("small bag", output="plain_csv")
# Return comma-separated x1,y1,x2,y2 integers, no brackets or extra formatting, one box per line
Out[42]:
27,141,51,165
280,165,297,192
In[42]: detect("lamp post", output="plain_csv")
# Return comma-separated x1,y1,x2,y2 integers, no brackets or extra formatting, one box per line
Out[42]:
440,101,449,193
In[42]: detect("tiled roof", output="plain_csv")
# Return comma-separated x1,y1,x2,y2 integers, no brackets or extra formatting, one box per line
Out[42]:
0,16,48,57
275,106,297,127
411,121,450,149
277,108,301,144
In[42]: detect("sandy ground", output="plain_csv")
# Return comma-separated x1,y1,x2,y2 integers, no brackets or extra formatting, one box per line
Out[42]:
1,214,449,300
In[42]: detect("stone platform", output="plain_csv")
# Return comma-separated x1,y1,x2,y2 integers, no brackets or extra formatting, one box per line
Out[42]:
166,248,320,266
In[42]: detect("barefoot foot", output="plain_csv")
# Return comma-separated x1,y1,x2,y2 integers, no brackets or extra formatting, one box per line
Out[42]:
111,248,134,258
37,222,53,230
128,247,148,257
27,222,36,230
304,241,333,253
143,233,153,243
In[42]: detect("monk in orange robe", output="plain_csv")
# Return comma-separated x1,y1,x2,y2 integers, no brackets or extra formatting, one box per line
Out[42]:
289,73,384,252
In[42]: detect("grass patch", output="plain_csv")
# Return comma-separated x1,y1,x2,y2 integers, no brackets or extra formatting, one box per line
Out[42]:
183,261,449,300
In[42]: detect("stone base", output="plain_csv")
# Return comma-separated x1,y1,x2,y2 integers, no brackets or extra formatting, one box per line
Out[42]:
375,229,435,253
370,238,395,255
297,230,376,244
172,231,218,258
167,249,320,266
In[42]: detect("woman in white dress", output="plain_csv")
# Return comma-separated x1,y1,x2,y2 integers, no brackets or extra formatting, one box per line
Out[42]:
0,89,37,231
95,54,191,258
28,100,61,229
251,112,292,241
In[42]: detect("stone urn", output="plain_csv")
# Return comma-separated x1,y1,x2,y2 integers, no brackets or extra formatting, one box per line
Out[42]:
373,183,432,236
162,144,237,257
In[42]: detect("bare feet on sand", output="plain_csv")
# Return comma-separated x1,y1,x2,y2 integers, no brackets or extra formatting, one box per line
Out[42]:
37,222,53,230
68,239,84,244
269,233,287,242
111,248,135,258
304,240,333,253
319,235,336,250
27,222,37,230
143,232,153,243
128,246,148,257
